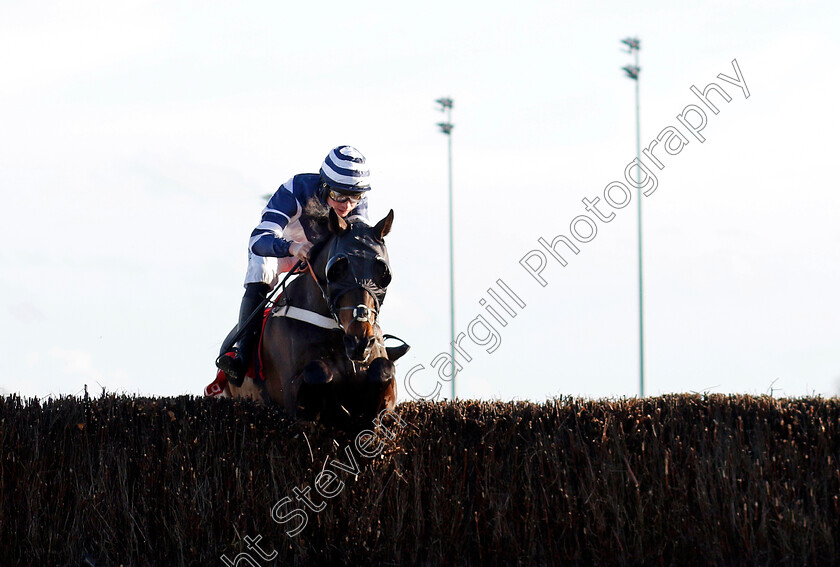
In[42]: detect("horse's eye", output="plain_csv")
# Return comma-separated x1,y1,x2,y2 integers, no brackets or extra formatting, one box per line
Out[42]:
326,256,349,282
374,259,392,288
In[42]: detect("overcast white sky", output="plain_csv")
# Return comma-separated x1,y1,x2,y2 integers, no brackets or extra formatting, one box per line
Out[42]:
1,1,838,402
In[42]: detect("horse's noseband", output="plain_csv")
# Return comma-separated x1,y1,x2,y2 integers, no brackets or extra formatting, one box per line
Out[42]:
353,304,371,322
336,303,376,325
311,224,390,335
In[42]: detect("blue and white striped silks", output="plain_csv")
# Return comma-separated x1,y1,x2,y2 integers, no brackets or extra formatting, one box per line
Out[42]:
248,173,369,261
319,145,371,191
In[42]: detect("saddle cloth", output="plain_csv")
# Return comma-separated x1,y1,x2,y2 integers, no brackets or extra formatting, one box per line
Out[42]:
203,301,341,396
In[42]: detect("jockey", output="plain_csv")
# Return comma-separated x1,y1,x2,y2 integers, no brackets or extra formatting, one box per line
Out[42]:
216,145,372,385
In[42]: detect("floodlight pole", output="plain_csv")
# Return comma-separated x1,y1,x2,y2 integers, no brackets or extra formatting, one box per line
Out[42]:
436,97,456,400
621,37,644,398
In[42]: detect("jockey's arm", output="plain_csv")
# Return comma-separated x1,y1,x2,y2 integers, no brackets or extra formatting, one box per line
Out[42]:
249,181,301,258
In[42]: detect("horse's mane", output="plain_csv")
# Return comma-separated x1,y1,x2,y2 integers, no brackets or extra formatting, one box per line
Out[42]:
308,235,332,268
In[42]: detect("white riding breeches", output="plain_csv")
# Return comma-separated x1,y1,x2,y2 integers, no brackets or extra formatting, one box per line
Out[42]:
243,250,299,288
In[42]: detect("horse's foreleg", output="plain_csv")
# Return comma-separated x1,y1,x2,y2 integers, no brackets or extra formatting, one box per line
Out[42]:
296,359,344,421
367,357,395,385
365,357,397,415
303,360,335,385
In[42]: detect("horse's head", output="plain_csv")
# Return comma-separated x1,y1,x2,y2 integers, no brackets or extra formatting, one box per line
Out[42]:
311,209,394,361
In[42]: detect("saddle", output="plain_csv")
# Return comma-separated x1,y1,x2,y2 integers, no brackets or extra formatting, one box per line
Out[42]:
204,304,410,397
270,295,410,361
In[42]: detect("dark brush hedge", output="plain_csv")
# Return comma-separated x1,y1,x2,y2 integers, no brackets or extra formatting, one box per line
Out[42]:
0,393,838,566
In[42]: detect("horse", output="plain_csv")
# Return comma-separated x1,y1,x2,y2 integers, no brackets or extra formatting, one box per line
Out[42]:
226,208,405,427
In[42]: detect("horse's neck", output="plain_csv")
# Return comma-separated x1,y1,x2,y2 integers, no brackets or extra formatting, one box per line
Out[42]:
286,271,331,316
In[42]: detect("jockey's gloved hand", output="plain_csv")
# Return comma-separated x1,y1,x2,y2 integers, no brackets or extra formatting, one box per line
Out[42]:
289,241,313,262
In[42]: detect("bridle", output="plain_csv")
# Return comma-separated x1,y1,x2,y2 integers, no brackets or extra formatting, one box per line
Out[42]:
337,302,377,326
304,263,380,331
304,229,389,332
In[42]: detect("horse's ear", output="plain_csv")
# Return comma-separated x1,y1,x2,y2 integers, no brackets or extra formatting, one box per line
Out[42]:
374,209,394,241
329,208,349,234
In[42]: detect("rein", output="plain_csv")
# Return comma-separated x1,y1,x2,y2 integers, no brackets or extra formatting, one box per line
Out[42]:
273,259,383,372
223,260,304,348
271,225,388,369
303,261,379,330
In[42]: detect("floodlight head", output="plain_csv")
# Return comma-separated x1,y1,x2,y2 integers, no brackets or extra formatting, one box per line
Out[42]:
435,97,454,110
622,65,640,80
620,37,641,51
437,122,454,134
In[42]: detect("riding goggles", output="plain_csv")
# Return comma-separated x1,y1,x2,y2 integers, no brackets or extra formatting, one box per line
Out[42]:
327,188,365,204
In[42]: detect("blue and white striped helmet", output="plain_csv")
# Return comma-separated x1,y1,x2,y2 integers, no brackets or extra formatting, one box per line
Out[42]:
320,145,371,192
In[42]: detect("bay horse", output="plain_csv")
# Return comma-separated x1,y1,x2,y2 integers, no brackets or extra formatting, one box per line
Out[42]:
227,209,403,426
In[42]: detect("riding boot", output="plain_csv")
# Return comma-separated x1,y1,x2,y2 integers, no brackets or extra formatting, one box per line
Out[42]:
216,282,271,386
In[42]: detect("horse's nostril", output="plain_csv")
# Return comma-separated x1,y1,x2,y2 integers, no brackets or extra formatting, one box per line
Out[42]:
343,335,375,361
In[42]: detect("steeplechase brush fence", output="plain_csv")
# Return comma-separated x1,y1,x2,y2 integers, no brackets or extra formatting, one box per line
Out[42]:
0,393,838,566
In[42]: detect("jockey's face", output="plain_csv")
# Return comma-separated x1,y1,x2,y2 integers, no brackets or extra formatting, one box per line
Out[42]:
327,196,357,218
